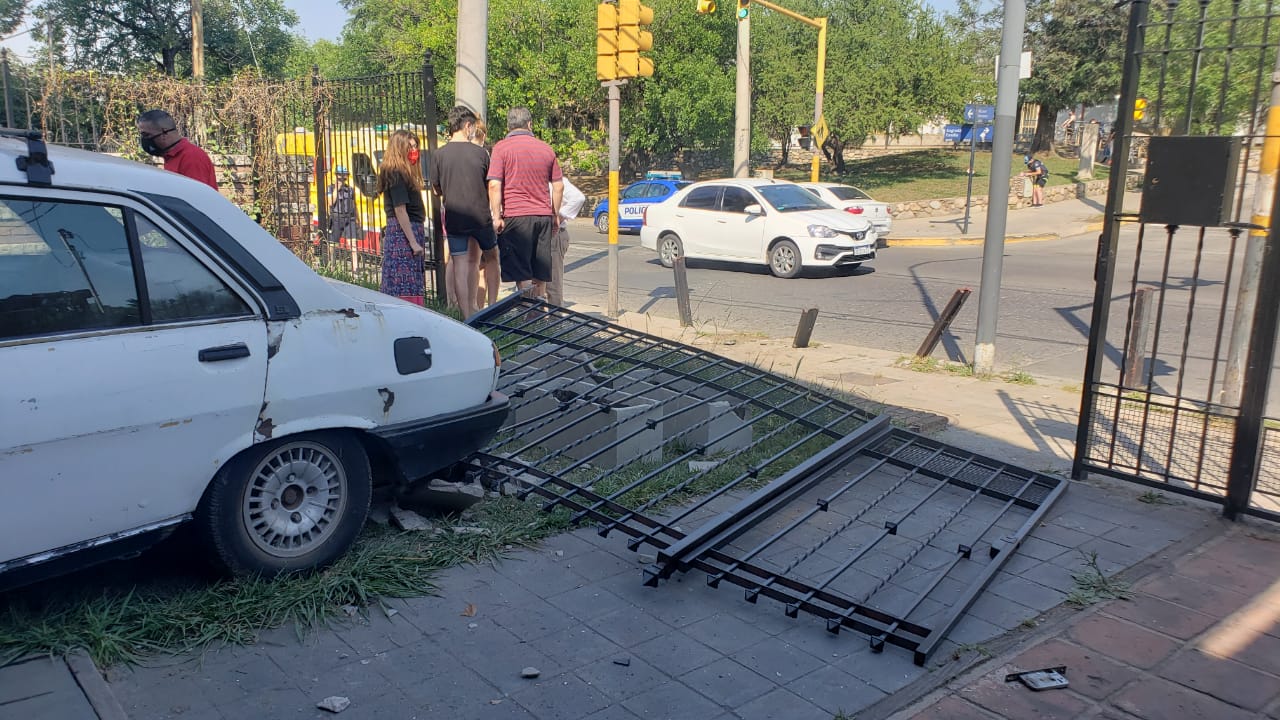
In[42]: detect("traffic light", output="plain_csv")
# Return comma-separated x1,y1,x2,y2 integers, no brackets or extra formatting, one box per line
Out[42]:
1133,97,1148,122
697,0,716,12
597,2,619,81
617,0,655,78
737,0,750,19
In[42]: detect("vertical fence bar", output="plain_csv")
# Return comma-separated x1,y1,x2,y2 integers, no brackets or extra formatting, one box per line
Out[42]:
1183,0,1213,134
1073,0,1150,479
422,52,446,301
312,65,328,258
1225,187,1280,518
1,49,12,128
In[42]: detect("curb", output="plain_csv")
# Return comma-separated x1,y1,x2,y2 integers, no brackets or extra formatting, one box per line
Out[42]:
66,649,129,720
887,233,1059,247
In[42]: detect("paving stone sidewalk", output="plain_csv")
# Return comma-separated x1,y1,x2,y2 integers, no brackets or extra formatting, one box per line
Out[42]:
891,524,1280,720
95,478,1217,720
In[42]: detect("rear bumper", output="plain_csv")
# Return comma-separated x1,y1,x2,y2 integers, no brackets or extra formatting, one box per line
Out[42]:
371,391,510,481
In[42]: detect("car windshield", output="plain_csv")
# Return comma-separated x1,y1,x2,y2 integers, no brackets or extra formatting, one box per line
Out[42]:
829,186,871,201
758,184,832,212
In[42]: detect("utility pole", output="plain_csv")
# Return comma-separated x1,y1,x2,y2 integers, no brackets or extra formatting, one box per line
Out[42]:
607,80,623,317
972,0,1026,376
2,49,13,128
192,0,204,79
455,0,488,122
1222,43,1280,407
733,15,750,177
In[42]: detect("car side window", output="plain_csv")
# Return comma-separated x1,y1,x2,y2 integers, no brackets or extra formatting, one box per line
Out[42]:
720,187,755,214
646,184,670,199
680,186,720,210
622,183,650,200
0,198,140,340
135,215,251,323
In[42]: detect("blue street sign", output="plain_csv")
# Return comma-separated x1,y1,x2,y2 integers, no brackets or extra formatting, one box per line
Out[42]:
945,123,994,144
963,104,995,123
976,123,993,143
943,124,964,143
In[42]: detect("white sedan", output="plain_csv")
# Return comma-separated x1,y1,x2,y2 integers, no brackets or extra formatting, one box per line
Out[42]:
798,182,893,237
640,179,877,279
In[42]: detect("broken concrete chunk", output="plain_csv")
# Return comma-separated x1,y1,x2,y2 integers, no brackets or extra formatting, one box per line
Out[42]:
452,526,492,536
501,482,522,496
636,553,657,564
688,460,720,473
316,696,351,713
367,501,392,526
613,657,631,667
521,667,541,679
399,478,486,513
389,506,434,532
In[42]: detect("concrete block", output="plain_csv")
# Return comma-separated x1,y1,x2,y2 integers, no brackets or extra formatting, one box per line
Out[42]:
618,380,753,455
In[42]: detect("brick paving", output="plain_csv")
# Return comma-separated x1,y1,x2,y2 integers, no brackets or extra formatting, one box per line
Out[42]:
893,526,1280,720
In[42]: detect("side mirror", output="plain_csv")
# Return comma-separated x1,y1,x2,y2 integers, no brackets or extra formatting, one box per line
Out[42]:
744,204,764,215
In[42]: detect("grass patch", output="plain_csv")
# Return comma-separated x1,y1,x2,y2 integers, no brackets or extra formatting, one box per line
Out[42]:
0,499,569,667
1005,370,1036,386
1137,489,1173,505
1065,550,1132,608
771,149,1109,204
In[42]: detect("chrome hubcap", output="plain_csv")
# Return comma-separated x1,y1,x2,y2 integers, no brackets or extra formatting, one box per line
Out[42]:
660,238,678,264
242,441,346,558
773,246,796,274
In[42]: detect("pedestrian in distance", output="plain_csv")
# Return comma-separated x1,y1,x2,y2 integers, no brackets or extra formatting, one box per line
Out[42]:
432,106,499,319
547,176,586,306
136,109,218,190
1060,109,1077,142
327,165,359,246
1021,154,1048,207
378,129,428,306
470,118,495,307
487,107,563,300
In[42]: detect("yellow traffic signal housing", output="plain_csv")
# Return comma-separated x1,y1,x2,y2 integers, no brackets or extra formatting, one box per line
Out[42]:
697,0,717,12
617,0,655,78
597,2,619,81
737,0,750,19
1134,97,1148,121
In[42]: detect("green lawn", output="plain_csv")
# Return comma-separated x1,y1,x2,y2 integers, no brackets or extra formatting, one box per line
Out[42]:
772,149,1109,204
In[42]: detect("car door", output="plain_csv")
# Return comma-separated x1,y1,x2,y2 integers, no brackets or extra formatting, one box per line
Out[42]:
0,192,268,565
705,186,768,261
671,185,723,257
617,182,652,229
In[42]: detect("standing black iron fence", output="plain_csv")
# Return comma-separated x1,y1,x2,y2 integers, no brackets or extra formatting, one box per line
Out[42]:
0,51,446,299
1074,0,1280,521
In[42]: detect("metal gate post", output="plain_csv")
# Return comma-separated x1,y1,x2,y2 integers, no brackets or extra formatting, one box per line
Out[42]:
1225,190,1280,518
312,65,328,256
1072,0,1149,480
421,50,447,300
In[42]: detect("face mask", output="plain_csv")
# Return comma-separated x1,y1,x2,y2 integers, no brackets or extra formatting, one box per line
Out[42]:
407,148,420,164
140,135,165,157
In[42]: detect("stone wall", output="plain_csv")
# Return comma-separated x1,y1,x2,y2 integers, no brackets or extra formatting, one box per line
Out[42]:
891,177,1124,220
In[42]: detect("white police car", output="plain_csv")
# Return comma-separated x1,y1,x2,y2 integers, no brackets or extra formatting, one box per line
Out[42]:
0,131,507,586
592,177,691,233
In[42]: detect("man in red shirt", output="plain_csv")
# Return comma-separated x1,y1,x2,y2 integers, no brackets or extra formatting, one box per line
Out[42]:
136,110,219,190
487,107,562,299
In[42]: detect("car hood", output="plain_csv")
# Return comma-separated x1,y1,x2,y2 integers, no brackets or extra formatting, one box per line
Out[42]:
782,209,874,233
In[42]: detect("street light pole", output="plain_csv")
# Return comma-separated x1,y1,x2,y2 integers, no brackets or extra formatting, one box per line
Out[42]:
456,1,488,123
733,15,750,178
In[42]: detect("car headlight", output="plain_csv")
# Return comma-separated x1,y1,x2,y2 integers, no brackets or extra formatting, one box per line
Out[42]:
808,224,837,238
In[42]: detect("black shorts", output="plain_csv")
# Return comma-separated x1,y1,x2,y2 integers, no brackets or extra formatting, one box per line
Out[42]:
498,215,555,283
446,226,498,256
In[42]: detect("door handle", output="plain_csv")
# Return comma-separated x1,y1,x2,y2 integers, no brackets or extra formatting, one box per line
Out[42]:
199,343,250,362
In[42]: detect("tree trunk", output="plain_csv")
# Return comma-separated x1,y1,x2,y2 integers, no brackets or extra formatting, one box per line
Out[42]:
822,134,847,174
1031,105,1057,155
778,131,791,167
162,47,177,76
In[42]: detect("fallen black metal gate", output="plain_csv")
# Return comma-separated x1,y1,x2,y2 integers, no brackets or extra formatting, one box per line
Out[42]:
467,297,1065,664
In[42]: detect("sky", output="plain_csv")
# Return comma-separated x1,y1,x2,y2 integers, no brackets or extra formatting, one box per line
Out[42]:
1,0,960,64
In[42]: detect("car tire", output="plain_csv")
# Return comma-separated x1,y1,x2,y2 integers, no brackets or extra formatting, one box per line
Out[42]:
595,213,610,234
769,240,802,279
658,233,683,268
196,431,371,577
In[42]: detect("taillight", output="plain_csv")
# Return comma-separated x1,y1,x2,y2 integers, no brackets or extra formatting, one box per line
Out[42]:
845,206,865,215
642,207,648,225
886,207,893,215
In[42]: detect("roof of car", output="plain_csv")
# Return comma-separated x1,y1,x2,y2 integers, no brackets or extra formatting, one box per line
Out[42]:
687,178,801,188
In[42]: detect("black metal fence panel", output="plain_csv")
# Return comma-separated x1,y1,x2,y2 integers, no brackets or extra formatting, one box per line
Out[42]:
1074,0,1280,521
467,297,1066,664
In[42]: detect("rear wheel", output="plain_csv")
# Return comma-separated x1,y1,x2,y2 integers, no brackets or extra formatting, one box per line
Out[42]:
658,233,683,268
595,212,610,234
769,240,802,279
197,432,371,577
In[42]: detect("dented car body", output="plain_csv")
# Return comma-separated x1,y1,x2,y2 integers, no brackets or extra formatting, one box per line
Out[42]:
0,133,507,585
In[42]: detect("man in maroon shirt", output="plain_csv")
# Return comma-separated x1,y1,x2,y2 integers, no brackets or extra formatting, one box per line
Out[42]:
136,110,219,190
487,107,562,299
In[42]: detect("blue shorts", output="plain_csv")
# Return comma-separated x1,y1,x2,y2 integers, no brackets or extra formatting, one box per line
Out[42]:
447,228,498,256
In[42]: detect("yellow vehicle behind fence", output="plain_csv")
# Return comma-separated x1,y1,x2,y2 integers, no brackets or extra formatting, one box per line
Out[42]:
275,124,436,256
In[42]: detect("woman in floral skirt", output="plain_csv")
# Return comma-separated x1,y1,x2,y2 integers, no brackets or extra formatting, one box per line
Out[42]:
378,129,427,305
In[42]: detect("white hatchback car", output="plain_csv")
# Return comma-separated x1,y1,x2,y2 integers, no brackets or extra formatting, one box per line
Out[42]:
797,182,893,237
0,132,507,586
640,179,876,278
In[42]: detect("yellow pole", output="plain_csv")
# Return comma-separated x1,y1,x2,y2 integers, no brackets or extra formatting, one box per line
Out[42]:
811,17,827,183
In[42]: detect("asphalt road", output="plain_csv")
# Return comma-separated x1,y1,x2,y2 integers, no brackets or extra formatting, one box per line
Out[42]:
559,220,1268,410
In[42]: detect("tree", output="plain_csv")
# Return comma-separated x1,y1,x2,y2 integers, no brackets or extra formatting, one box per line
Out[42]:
1021,0,1126,153
0,0,24,36
31,0,299,77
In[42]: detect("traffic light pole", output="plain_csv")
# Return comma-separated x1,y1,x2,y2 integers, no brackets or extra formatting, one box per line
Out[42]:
606,80,626,319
